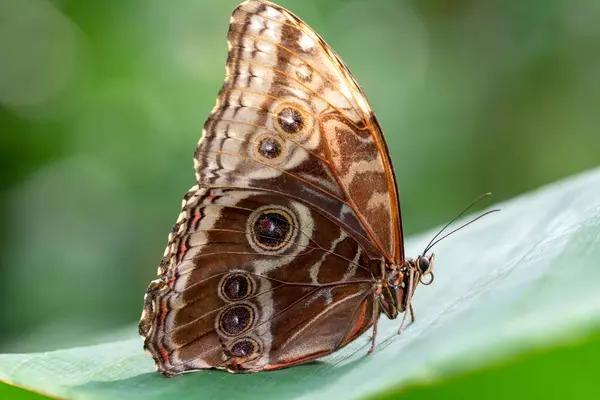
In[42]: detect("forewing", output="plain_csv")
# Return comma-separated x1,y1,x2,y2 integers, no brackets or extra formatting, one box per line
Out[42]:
195,0,403,263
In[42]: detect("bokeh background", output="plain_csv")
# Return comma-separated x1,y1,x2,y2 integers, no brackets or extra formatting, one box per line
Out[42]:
1,0,599,362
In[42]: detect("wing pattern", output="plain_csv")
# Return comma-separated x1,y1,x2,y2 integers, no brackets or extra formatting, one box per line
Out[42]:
140,187,376,374
195,0,402,262
141,0,404,375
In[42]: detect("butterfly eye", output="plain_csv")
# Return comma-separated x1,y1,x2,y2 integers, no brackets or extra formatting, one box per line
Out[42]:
254,134,285,161
221,273,253,302
229,337,261,361
219,304,255,336
250,209,294,251
276,106,305,135
418,256,430,273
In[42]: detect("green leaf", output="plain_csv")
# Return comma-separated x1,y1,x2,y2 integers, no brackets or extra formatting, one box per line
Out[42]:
0,381,52,400
1,167,600,400
376,328,600,400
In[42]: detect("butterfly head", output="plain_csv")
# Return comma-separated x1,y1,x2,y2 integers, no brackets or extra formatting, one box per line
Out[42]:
380,254,433,316
378,253,433,320
401,254,435,303
408,253,435,286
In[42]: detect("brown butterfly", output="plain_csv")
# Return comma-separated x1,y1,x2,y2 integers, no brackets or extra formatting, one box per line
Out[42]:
139,0,491,376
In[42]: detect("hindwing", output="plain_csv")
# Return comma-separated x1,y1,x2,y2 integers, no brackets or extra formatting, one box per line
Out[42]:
140,187,376,374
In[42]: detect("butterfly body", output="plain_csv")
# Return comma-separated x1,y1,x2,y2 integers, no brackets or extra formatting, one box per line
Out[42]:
139,0,434,376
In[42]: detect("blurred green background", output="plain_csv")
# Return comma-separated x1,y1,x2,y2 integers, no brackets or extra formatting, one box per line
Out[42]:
0,0,599,373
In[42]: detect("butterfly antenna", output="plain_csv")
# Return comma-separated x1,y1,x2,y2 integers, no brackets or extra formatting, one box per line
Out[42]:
421,192,496,255
423,208,500,254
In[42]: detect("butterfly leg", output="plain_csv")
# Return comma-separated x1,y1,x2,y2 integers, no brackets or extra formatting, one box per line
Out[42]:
367,301,380,354
397,270,415,335
397,306,410,336
409,303,416,323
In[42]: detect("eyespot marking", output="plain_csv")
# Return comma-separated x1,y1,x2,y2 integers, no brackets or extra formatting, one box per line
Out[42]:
219,304,255,336
296,62,313,83
254,134,285,161
229,337,261,361
220,273,253,302
251,209,293,251
276,106,305,135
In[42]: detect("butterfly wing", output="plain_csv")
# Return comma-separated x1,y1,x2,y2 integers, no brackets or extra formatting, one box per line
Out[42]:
196,0,403,264
140,0,406,375
140,187,376,374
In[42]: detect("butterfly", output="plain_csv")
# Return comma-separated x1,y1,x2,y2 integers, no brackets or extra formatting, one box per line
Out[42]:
140,0,445,376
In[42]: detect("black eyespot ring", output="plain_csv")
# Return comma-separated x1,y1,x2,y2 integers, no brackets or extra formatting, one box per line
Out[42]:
218,304,255,336
275,105,305,135
228,337,261,361
220,273,253,302
254,134,285,162
250,208,294,251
